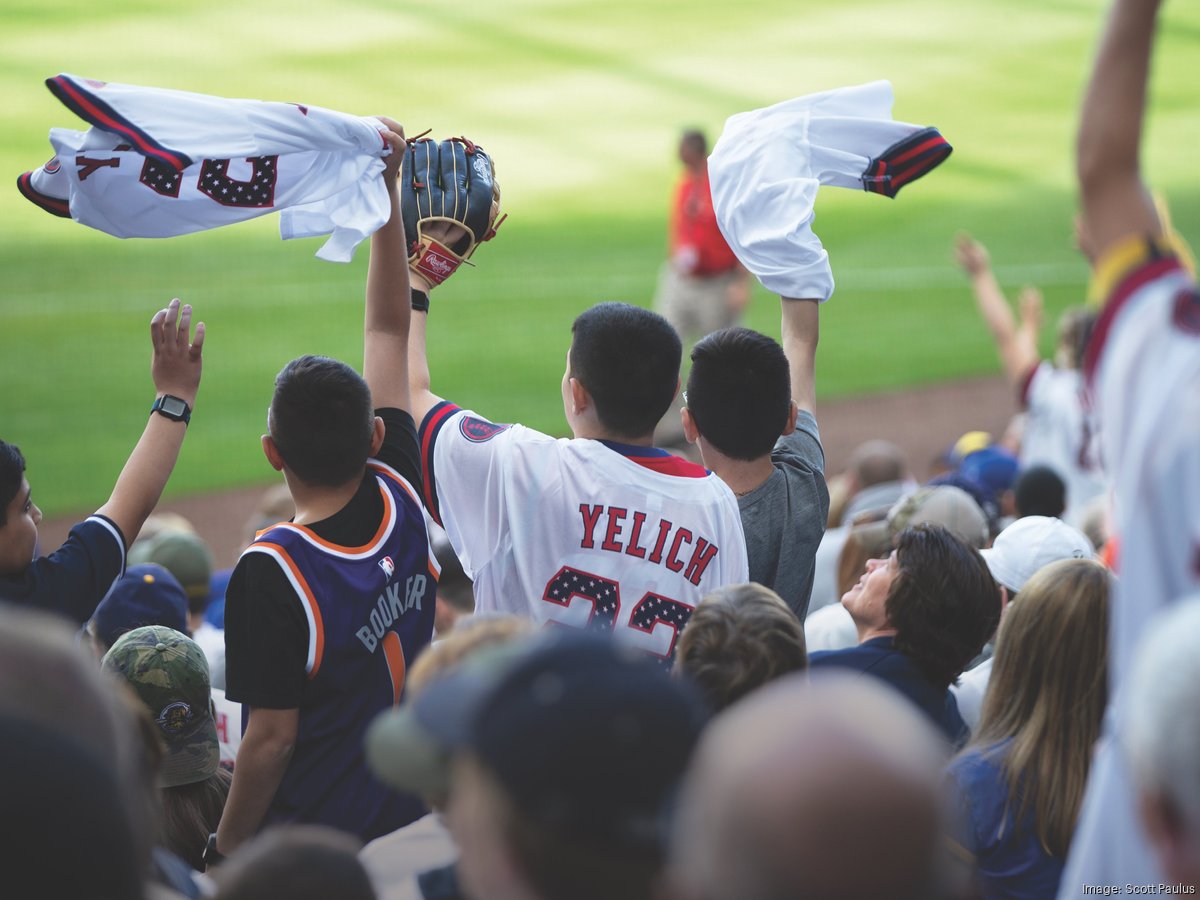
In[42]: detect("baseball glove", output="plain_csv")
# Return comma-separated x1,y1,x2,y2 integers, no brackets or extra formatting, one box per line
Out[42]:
401,136,504,287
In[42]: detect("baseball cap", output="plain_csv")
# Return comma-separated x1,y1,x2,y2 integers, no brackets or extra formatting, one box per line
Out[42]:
981,516,1094,594
130,529,214,606
90,564,190,650
368,631,708,848
102,625,219,788
951,431,993,462
959,446,1020,499
885,485,989,549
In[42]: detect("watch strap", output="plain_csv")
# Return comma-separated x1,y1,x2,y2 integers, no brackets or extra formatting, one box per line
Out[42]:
151,394,192,425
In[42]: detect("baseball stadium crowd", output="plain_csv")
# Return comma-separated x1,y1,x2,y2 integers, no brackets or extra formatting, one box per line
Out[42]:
2,0,1199,897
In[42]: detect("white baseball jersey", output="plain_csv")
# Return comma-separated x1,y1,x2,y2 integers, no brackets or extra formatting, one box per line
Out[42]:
1057,238,1200,896
17,73,393,262
1017,361,1108,523
708,80,950,301
418,403,749,663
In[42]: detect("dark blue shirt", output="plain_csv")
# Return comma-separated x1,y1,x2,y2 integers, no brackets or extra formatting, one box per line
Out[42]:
0,515,126,624
809,635,968,745
947,741,1065,900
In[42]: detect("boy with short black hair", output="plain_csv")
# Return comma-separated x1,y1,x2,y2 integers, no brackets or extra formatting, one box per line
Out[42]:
214,119,437,858
409,276,748,660
0,300,204,623
681,298,829,621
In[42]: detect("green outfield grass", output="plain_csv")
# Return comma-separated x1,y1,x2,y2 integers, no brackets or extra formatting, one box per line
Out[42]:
2,0,1199,515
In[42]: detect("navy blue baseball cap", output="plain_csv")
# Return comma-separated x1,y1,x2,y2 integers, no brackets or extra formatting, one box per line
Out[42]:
368,630,709,848
89,564,190,650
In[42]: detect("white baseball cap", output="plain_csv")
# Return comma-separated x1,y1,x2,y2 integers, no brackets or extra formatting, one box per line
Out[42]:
981,516,1094,594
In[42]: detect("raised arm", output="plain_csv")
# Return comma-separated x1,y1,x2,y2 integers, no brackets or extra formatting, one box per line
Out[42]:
1076,0,1163,259
95,299,203,545
362,118,412,413
779,296,819,416
954,234,1041,388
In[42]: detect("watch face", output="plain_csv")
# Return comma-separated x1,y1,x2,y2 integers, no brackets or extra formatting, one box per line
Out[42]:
160,396,188,417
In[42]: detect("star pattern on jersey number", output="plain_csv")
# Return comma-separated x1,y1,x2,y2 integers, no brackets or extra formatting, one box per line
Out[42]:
139,158,183,198
197,156,278,208
547,570,619,630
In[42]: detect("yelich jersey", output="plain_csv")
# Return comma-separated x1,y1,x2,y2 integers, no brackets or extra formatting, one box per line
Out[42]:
419,402,749,664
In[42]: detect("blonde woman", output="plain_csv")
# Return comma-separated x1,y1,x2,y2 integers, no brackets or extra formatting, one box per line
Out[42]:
947,559,1110,899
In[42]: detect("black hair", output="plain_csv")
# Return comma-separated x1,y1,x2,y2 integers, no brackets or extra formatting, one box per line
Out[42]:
569,303,681,440
886,524,1001,689
269,356,374,488
686,328,791,461
0,440,27,528
1013,465,1067,519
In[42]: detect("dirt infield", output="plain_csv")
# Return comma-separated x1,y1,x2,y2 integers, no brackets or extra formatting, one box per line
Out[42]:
39,375,1017,569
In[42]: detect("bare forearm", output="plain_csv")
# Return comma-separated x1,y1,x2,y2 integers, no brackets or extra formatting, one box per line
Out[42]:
780,298,819,415
408,310,444,425
1077,0,1163,254
95,412,190,544
215,727,295,854
364,179,412,411
969,273,1039,387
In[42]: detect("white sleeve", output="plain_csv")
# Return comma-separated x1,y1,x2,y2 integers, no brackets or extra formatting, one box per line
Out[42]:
417,402,532,580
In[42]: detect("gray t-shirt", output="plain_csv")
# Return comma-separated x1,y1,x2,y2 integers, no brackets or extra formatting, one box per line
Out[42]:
737,410,829,621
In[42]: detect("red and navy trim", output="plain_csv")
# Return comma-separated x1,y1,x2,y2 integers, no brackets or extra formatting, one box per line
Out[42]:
597,440,710,478
46,75,193,171
16,171,70,218
862,127,952,199
1083,245,1184,385
418,401,461,527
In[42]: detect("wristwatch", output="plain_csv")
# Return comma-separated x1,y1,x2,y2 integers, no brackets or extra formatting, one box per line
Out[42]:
203,832,225,869
151,394,192,425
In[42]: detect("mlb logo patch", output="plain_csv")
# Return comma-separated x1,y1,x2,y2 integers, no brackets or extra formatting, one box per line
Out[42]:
379,556,395,580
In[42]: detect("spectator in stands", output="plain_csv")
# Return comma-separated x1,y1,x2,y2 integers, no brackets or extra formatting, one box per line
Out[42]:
0,299,204,624
665,672,957,900
0,606,167,896
85,563,191,660
954,234,1105,524
363,614,533,900
674,582,806,712
681,296,828,620
1012,465,1067,520
948,559,1111,898
131,526,224,685
810,524,1000,744
103,625,230,872
376,631,707,900
210,826,377,900
810,439,910,614
952,515,1094,730
1126,599,1200,891
806,485,990,653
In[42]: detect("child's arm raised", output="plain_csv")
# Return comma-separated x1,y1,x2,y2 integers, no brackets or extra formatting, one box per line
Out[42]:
95,298,204,545
362,118,411,413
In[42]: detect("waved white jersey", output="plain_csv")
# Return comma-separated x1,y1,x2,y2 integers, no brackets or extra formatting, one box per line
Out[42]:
418,403,749,664
1058,240,1200,896
1017,361,1108,523
18,74,393,262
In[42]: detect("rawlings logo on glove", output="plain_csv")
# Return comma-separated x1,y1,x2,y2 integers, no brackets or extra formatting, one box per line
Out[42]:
402,136,505,288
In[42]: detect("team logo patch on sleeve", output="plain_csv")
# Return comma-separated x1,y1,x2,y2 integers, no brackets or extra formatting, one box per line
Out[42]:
460,416,510,443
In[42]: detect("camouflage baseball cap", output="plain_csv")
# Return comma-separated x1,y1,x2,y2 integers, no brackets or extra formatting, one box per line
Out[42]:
102,625,220,788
